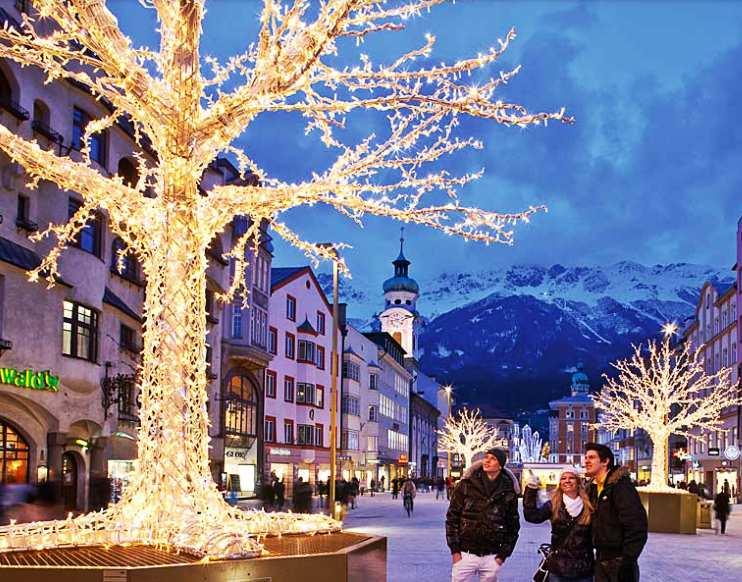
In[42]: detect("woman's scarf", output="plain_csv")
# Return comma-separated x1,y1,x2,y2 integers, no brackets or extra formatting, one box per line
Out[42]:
563,494,584,518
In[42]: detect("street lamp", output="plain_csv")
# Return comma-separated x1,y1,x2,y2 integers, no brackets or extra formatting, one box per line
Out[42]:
319,243,341,520
444,384,453,477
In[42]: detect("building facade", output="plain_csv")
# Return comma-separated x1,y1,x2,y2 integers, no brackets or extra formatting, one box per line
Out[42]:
684,278,738,494
548,364,597,465
264,266,338,497
0,3,271,508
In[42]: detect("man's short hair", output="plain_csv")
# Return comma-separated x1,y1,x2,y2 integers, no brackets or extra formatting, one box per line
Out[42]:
585,442,615,469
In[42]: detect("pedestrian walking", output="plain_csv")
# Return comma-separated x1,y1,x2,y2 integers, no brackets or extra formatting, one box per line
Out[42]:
445,448,520,582
714,489,731,534
584,443,647,582
351,476,360,509
402,477,417,518
524,466,594,582
380,475,385,492
275,477,285,511
446,475,455,500
392,478,400,500
370,478,376,497
436,477,445,500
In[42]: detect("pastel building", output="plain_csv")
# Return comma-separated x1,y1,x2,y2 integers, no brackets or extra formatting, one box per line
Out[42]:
264,266,338,495
548,364,597,465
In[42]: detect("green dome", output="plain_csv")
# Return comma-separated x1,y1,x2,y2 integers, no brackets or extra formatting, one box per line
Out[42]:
383,275,419,294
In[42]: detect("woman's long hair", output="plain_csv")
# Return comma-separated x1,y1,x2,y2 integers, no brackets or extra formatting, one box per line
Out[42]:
550,475,593,525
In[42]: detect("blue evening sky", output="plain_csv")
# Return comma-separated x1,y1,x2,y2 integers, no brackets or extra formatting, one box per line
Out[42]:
112,1,742,285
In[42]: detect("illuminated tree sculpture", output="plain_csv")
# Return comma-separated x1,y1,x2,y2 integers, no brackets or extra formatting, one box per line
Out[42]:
438,409,500,468
594,324,740,492
0,0,570,558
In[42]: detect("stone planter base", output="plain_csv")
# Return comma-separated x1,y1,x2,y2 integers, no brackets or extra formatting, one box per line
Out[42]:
0,531,386,582
638,490,697,534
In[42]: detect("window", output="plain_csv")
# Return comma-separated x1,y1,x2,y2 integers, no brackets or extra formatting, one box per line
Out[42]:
367,436,378,451
205,288,217,323
286,295,296,321
285,332,295,359
15,1,32,15
265,370,277,399
732,343,737,364
119,323,138,352
298,424,314,445
316,311,326,335
298,339,315,363
268,327,278,355
72,107,107,167
565,409,575,419
68,199,102,257
223,374,257,438
387,429,408,451
369,405,378,422
394,373,407,397
315,424,324,447
369,374,378,390
284,376,294,402
342,430,359,450
264,416,276,443
284,420,294,444
15,194,37,231
62,300,98,361
116,375,138,421
316,385,325,408
0,420,30,484
343,360,360,381
297,382,316,405
251,307,268,349
342,395,360,416
111,238,140,282
316,345,325,370
231,302,243,338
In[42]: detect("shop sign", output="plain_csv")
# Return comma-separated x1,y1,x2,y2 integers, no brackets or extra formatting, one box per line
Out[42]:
709,447,720,457
0,367,60,392
269,447,291,456
398,454,408,464
724,445,740,461
225,447,250,461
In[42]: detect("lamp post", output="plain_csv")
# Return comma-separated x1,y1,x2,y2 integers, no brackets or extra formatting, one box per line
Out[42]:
320,243,341,520
444,384,453,477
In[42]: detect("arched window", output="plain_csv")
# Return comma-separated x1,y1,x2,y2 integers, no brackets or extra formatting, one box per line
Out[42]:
0,67,28,121
111,237,140,282
117,157,138,188
0,69,13,104
32,99,50,125
1,419,30,484
223,373,258,442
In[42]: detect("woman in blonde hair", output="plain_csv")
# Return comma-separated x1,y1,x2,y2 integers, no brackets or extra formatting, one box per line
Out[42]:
524,467,595,582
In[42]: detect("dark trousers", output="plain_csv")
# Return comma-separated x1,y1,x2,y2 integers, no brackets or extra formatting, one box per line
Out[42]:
595,557,639,582
719,517,728,533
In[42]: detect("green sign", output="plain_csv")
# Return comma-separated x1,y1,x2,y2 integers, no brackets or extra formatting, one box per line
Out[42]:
0,367,60,392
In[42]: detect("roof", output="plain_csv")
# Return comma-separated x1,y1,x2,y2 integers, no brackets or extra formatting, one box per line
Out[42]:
0,236,72,287
549,394,594,409
343,345,365,361
383,275,419,294
297,317,318,335
271,266,307,289
367,359,382,370
103,287,142,322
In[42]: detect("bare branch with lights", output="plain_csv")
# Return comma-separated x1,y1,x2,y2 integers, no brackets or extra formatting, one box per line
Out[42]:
438,408,500,468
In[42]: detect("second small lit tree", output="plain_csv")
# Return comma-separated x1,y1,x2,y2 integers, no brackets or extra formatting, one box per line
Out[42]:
438,408,500,468
594,324,740,491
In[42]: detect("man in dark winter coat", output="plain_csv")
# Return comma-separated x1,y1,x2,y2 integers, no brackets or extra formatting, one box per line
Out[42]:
445,448,520,582
584,443,648,582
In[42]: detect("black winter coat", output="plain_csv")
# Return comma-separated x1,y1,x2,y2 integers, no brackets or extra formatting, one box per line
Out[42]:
523,487,594,578
445,464,520,560
587,467,648,563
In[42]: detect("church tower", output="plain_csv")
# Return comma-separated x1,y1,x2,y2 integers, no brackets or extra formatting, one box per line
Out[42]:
379,228,421,360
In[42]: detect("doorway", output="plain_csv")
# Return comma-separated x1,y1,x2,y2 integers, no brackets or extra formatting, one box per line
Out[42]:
62,451,78,510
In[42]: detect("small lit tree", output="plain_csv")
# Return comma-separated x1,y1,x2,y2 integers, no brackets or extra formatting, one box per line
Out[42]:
0,0,570,558
438,408,500,468
594,324,740,491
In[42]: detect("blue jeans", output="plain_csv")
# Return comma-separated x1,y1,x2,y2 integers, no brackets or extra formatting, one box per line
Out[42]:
549,576,593,582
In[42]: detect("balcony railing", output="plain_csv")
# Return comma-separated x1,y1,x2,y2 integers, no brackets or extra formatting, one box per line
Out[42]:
32,119,64,144
0,96,30,121
15,217,38,232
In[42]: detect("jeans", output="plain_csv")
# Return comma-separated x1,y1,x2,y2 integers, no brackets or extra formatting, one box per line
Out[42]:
451,552,502,582
549,576,593,582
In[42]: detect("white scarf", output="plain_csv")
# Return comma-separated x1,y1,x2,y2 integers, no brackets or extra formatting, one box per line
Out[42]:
563,494,584,518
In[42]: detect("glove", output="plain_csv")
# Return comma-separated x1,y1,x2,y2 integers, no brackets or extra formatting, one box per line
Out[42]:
526,473,541,489
618,558,639,582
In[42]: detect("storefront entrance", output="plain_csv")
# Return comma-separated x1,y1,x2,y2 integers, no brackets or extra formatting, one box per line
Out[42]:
0,419,29,484
61,451,78,510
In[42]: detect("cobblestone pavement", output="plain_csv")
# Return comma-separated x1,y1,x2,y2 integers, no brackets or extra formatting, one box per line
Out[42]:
343,490,742,582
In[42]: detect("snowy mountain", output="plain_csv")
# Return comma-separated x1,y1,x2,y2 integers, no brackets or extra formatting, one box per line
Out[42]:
320,262,734,414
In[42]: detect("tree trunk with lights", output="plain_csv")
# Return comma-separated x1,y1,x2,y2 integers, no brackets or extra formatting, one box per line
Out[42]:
648,431,669,489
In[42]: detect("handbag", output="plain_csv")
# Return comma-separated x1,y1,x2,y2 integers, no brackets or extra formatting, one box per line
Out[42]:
532,515,579,582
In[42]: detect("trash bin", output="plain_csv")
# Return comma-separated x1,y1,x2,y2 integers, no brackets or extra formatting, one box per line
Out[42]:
697,499,713,529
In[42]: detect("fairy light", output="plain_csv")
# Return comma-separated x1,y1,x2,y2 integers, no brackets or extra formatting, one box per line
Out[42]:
0,0,570,558
594,325,741,492
437,408,499,468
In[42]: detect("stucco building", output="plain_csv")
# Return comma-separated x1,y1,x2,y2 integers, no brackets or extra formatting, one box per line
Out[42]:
548,364,597,465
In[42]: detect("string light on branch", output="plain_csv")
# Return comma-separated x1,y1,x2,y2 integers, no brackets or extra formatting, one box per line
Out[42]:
0,0,570,558
437,408,500,468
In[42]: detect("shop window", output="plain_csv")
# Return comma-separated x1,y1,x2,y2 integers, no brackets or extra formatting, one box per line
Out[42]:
62,300,98,361
0,419,29,484
223,374,257,440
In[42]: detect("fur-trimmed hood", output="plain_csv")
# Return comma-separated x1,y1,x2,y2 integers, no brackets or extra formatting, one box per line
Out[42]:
587,465,630,489
462,460,521,495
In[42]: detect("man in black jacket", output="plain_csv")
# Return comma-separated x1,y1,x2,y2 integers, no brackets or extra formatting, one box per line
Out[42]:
445,448,520,581
584,443,648,582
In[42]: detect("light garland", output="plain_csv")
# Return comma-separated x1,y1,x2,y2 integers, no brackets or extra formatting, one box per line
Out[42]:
594,325,741,492
437,408,500,468
0,0,569,558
